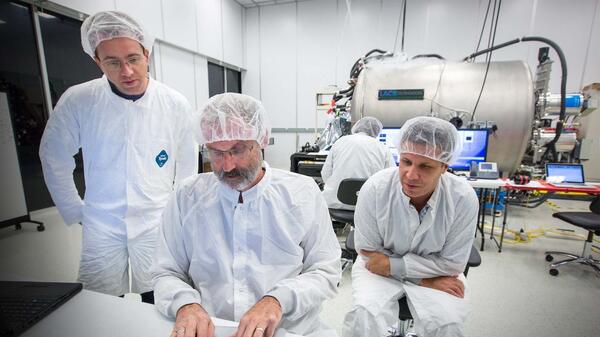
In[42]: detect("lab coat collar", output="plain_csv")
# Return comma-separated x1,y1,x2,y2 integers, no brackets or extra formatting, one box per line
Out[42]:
397,170,442,212
100,75,156,109
219,161,271,204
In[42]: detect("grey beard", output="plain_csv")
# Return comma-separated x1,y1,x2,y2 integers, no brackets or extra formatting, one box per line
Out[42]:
215,162,262,191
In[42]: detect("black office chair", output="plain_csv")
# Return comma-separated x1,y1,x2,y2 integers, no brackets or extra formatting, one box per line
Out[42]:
395,245,481,336
545,196,600,277
328,178,367,266
345,230,481,337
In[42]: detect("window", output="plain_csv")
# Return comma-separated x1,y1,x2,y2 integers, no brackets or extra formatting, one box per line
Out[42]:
226,68,241,93
208,62,225,97
0,2,50,211
0,2,99,211
207,61,241,97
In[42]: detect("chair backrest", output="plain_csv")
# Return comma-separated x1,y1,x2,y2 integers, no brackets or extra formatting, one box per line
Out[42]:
589,196,600,214
337,178,367,206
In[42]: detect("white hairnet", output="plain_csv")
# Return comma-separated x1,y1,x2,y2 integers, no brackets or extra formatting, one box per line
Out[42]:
396,116,462,165
81,11,154,59
197,93,271,148
351,117,383,138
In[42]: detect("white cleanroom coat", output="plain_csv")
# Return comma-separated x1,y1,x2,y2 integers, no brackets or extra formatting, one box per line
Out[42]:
342,168,478,337
321,133,395,210
152,162,341,337
40,76,197,296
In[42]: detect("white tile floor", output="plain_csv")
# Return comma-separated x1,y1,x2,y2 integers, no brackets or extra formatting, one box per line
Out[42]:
1,199,599,336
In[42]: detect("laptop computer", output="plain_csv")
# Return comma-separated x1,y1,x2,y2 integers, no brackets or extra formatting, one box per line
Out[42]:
0,281,82,337
545,163,596,189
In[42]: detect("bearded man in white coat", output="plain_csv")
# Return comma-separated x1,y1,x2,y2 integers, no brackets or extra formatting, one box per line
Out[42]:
342,116,479,337
39,11,197,303
152,93,342,337
321,116,395,210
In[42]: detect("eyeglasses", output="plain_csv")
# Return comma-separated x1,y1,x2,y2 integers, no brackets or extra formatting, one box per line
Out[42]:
101,55,145,71
206,143,254,161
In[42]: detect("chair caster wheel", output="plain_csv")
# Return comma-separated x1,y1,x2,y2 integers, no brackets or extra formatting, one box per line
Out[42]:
549,268,559,276
545,254,553,262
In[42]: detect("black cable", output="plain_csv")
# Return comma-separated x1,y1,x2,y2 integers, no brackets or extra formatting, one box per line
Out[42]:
471,0,502,122
412,54,445,60
462,38,520,61
349,49,387,78
462,35,568,162
522,36,568,162
401,0,407,53
473,0,493,61
485,0,497,63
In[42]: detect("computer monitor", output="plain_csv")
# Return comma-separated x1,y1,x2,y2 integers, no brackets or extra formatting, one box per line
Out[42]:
378,127,402,165
450,129,489,171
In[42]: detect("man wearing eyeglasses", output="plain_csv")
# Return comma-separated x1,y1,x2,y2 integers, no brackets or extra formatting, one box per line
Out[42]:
39,11,197,304
152,93,342,337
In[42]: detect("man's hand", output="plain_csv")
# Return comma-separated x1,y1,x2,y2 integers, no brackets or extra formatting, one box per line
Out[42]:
171,303,214,337
420,275,465,298
233,296,282,337
360,250,391,277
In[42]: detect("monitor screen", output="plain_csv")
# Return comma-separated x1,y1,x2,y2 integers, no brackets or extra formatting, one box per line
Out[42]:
450,129,489,171
378,127,402,165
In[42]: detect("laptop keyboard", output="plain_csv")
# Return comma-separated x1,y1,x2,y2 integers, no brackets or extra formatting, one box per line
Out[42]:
0,297,58,336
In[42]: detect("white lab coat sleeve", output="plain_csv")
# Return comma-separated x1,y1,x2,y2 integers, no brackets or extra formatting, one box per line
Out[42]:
174,103,198,185
152,189,202,319
400,193,478,279
266,183,341,321
320,150,333,183
353,179,385,252
39,98,83,225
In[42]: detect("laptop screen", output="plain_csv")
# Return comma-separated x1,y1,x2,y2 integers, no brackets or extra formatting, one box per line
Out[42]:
546,163,585,183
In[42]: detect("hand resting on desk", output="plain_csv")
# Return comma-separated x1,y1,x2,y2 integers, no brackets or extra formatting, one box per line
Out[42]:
171,296,282,337
173,303,215,337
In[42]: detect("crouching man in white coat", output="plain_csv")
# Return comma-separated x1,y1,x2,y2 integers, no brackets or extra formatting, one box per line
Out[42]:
152,93,342,337
39,11,197,303
342,116,479,337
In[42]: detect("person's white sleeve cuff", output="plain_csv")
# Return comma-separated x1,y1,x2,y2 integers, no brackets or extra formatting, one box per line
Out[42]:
389,256,406,280
265,287,293,316
168,289,202,319
390,256,421,284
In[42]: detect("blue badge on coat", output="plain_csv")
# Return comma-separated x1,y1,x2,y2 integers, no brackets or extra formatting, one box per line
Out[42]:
156,150,169,167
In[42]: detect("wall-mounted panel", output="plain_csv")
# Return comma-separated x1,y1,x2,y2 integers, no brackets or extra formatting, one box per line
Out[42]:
264,133,297,170
223,0,244,67
197,0,223,60
194,55,210,110
162,0,198,52
296,0,337,129
259,3,297,128
581,0,600,87
158,42,197,108
532,0,598,92
116,0,164,40
242,7,260,99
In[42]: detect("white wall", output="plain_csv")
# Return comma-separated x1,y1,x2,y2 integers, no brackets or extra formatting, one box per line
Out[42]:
50,0,244,110
244,0,600,170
